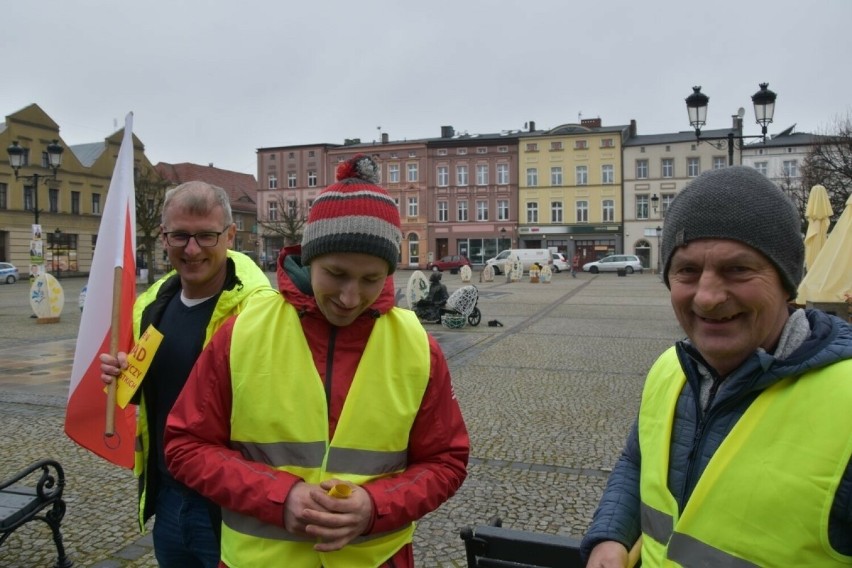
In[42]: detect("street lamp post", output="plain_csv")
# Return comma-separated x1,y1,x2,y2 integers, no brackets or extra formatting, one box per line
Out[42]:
685,83,777,166
6,140,65,225
53,228,63,280
655,226,663,276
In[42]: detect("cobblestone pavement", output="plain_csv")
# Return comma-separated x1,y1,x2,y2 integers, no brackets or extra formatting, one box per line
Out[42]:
0,269,683,567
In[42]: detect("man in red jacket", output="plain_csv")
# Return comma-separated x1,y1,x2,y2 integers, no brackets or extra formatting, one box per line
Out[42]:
165,154,469,568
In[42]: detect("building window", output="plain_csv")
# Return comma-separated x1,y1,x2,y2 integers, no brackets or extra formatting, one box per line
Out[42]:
601,164,614,184
308,170,318,187
267,201,278,221
235,215,244,230
268,174,278,189
601,138,614,148
437,201,448,222
551,201,563,223
602,199,614,222
551,167,563,186
0,183,7,209
287,172,297,188
437,149,448,156
457,200,469,221
308,150,315,158
24,186,34,212
662,158,674,178
49,188,59,213
783,160,799,177
636,195,649,219
497,163,509,185
457,148,468,155
476,200,488,221
476,147,488,154
287,200,297,217
636,159,649,179
576,200,589,222
476,164,489,186
388,164,400,183
456,165,469,186
437,165,449,187
687,158,700,177
497,199,509,221
550,141,563,151
576,166,588,186
526,202,538,223
408,196,418,217
407,163,418,182
92,193,101,214
526,168,538,187
713,157,726,170
408,151,417,158
498,146,508,153
574,140,588,150
288,152,295,159
754,162,768,176
526,143,538,152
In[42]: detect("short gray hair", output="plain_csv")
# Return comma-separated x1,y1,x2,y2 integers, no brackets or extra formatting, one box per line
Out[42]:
162,181,233,226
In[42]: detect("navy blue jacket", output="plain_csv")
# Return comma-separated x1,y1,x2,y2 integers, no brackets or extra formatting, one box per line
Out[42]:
581,309,852,560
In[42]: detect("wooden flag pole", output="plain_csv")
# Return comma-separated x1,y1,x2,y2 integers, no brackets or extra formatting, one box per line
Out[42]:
105,266,123,436
627,536,642,568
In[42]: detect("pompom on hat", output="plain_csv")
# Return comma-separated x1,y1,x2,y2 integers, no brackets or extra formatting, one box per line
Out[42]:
301,154,402,273
661,166,804,299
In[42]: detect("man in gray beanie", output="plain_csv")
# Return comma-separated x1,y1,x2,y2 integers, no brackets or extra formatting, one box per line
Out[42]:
583,166,852,567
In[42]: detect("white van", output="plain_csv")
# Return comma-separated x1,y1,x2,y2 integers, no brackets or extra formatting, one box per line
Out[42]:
486,249,552,275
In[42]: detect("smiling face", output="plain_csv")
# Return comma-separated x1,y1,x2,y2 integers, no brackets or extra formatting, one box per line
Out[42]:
668,239,791,377
309,252,390,327
161,204,235,299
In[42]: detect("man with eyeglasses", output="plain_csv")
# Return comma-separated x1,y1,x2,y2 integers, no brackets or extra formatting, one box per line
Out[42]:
99,181,275,567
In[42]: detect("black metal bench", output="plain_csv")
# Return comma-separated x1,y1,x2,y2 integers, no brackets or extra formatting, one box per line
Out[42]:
460,517,584,568
0,459,72,567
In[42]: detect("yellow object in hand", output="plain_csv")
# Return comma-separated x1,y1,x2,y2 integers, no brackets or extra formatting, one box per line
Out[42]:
327,484,352,498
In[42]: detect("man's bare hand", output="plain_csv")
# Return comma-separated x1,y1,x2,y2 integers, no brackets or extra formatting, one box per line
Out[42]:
99,352,128,386
586,540,629,568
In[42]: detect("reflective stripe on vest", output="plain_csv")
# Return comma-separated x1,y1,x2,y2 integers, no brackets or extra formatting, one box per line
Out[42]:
224,295,430,568
639,349,852,567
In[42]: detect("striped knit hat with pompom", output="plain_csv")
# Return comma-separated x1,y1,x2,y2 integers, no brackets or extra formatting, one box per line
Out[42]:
301,154,402,273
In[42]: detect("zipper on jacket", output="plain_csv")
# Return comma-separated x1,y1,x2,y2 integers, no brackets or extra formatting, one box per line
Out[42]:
324,326,337,416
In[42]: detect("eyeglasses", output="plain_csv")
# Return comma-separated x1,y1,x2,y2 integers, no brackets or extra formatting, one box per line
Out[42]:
163,229,228,248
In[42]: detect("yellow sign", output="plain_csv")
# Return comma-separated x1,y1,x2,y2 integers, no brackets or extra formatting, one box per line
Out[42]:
115,325,164,408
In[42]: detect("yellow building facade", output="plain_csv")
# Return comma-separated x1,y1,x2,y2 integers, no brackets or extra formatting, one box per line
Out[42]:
517,119,630,265
1,104,153,275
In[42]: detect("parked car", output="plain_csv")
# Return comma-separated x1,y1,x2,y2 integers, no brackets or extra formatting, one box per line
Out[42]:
485,249,551,275
0,262,20,284
427,255,471,274
550,252,569,273
582,254,644,274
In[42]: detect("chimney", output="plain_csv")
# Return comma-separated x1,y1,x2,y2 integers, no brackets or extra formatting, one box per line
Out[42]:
630,119,637,137
208,163,214,167
381,132,389,144
528,120,535,132
441,125,455,138
580,118,602,128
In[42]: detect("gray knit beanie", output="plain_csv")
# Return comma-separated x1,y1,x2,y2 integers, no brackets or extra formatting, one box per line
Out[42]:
661,166,803,299
301,154,402,273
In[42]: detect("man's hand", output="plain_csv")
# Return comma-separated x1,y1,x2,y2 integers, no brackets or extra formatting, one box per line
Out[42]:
586,540,629,568
284,480,373,552
99,352,128,386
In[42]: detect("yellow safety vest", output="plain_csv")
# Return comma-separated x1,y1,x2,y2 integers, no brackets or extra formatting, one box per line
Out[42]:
639,348,852,567
224,295,430,568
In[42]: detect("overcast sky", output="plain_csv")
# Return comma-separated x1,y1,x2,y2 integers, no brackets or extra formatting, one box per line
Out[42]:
4,0,850,176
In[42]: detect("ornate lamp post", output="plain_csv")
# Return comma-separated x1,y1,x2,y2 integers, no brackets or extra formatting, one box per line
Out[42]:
685,83,777,166
53,228,63,280
655,226,663,275
6,139,64,225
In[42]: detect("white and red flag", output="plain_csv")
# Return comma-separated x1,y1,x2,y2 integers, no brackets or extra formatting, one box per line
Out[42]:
65,112,138,468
